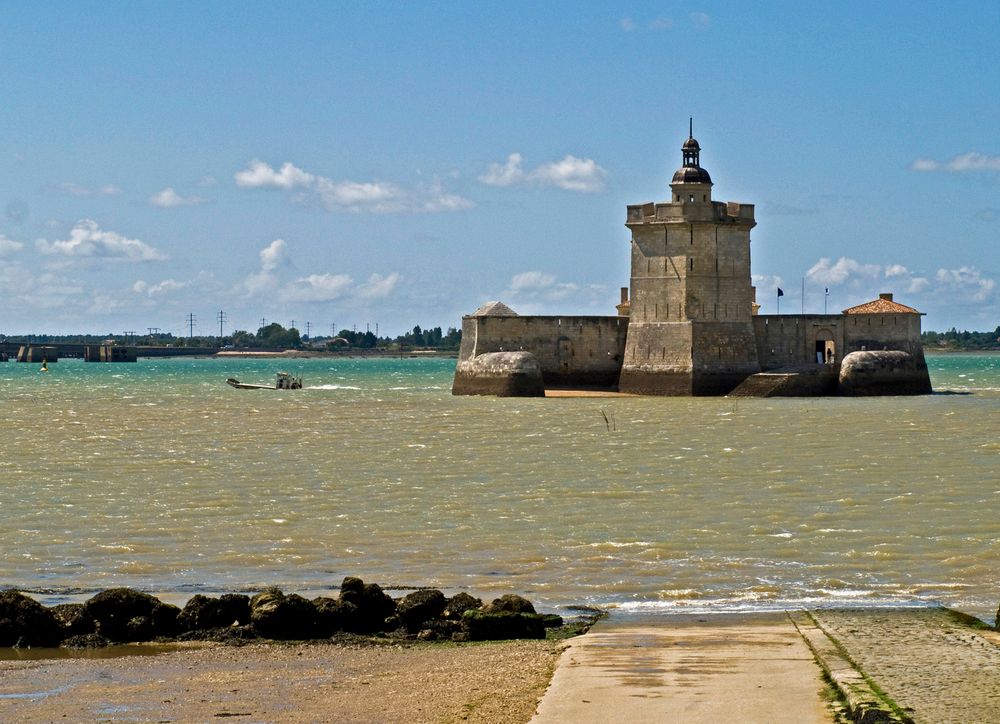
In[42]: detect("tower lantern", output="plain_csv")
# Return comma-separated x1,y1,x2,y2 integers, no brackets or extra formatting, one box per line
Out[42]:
670,119,713,204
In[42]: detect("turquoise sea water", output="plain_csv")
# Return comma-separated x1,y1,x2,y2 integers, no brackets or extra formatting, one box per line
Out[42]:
1,353,998,616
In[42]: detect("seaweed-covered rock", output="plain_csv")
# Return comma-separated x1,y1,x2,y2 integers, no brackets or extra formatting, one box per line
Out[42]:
178,594,250,631
176,624,258,644
396,589,447,633
50,603,96,637
462,609,545,641
62,632,110,648
442,592,482,619
420,618,462,640
485,594,536,615
0,590,63,647
541,614,564,628
313,596,358,637
338,577,396,633
81,588,180,643
249,588,317,640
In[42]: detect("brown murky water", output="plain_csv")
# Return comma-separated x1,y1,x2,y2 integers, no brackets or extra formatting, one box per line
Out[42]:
2,354,998,617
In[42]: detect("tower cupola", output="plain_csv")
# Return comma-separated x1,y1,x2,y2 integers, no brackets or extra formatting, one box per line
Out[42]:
671,119,713,187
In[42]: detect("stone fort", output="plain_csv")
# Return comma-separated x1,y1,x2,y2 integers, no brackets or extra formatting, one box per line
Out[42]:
453,126,931,397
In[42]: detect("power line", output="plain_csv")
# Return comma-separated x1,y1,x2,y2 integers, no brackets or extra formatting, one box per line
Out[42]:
217,310,227,338
186,313,196,338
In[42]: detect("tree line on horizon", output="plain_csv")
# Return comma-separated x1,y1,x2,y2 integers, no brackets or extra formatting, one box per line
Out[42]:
3,324,463,351
921,327,1000,351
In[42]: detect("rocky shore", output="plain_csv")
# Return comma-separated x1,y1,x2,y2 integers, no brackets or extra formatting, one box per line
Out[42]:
0,577,583,649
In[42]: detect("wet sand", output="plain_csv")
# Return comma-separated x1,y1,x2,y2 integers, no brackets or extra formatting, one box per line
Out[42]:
0,639,561,723
543,389,636,397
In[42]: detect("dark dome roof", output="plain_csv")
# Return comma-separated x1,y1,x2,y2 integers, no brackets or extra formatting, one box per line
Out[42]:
671,166,712,184
682,136,701,151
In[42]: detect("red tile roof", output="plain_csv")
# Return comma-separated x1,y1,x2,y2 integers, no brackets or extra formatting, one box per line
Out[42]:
842,297,921,315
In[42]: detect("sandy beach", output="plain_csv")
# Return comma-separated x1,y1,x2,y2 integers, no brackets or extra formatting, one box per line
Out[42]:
0,638,561,723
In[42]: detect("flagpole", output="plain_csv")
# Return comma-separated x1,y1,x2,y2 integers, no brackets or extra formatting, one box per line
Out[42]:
801,277,805,314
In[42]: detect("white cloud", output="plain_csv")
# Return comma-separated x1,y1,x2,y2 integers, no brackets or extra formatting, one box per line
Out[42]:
532,155,607,192
234,160,315,189
259,238,288,273
133,279,188,296
0,264,86,312
619,16,636,31
479,153,524,187
236,160,471,213
57,182,121,197
280,273,354,303
421,180,475,212
909,158,939,172
198,175,218,187
237,239,400,305
316,178,405,213
357,272,401,299
909,153,1000,173
934,266,996,301
479,153,607,193
510,271,556,291
806,256,880,285
690,12,712,29
238,239,289,298
35,219,167,262
499,271,608,313
149,187,206,208
649,17,674,30
802,256,997,311
242,270,279,297
752,274,784,292
0,234,24,255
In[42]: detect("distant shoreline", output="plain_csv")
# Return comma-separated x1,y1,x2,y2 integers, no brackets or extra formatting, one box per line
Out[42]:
213,349,458,359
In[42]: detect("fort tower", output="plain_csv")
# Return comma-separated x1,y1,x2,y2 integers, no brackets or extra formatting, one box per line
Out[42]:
618,124,761,394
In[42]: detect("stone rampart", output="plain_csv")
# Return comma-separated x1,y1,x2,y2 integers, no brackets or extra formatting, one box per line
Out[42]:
458,315,627,389
754,315,844,370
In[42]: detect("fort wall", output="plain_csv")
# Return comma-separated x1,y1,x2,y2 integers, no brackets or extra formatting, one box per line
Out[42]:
458,315,627,388
754,312,926,370
842,313,925,358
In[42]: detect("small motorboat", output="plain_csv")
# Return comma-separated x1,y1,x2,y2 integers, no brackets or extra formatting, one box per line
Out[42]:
226,371,302,390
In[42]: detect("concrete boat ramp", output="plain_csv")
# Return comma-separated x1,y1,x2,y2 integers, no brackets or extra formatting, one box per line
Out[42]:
533,608,1000,723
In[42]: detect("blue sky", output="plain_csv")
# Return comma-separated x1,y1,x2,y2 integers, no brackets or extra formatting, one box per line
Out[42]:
1,2,998,336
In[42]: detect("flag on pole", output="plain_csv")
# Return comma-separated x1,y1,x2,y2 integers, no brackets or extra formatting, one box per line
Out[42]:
777,288,784,297
825,288,830,296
